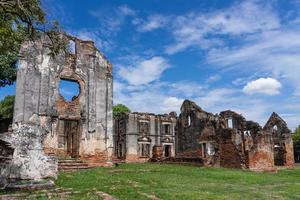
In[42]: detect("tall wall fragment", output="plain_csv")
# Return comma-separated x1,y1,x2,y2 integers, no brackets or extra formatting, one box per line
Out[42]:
0,34,113,185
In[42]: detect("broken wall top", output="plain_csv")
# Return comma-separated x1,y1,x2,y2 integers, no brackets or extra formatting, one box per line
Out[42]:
18,34,112,76
14,33,113,127
114,112,177,122
263,112,291,134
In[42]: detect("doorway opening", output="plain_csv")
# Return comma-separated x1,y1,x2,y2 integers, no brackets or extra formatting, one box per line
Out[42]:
64,120,80,158
164,145,171,157
274,144,285,166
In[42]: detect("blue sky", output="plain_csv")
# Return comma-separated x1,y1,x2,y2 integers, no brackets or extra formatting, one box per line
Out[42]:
1,0,300,130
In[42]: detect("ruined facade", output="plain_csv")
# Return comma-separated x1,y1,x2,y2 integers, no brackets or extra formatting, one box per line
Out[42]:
176,99,294,171
0,35,113,185
263,113,294,167
113,112,177,162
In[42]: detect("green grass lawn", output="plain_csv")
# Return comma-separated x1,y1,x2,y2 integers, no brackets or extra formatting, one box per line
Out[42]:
55,163,300,200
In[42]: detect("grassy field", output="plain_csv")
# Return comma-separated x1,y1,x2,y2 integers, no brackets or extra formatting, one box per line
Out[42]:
54,163,300,200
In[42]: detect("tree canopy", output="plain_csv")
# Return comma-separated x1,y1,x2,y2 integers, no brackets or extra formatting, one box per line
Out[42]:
0,95,15,119
113,104,131,117
0,0,67,87
293,125,300,163
292,126,300,141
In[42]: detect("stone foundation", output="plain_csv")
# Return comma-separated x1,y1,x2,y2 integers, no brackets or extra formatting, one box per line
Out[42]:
0,123,57,186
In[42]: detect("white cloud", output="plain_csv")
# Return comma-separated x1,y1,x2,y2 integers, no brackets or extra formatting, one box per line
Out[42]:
243,78,282,95
113,81,182,114
154,0,300,95
205,1,279,35
207,30,300,94
118,56,170,85
169,81,204,98
165,0,280,54
195,88,237,110
163,97,184,113
89,4,136,34
118,5,136,16
136,14,169,32
206,74,221,83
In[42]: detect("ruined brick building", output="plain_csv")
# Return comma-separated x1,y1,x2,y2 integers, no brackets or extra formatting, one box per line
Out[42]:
113,112,177,162
0,33,296,187
176,99,294,171
0,35,113,186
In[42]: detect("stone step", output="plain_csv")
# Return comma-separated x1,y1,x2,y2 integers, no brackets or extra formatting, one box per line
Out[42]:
58,158,82,162
58,161,84,165
112,159,126,163
57,158,97,171
0,187,76,200
58,162,89,167
58,165,94,171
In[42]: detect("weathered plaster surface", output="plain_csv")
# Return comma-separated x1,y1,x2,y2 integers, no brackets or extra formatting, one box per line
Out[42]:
113,112,177,162
0,34,113,185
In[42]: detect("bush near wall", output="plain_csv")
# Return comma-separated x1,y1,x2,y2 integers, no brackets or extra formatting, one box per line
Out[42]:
293,126,300,163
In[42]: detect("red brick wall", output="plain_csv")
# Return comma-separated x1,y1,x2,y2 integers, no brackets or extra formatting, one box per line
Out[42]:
248,134,275,171
285,142,295,167
219,140,242,168
125,154,149,163
248,150,275,171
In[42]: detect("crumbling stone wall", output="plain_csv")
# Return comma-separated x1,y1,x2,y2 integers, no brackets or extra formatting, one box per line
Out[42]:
113,112,177,162
263,112,294,167
176,100,246,168
0,118,57,185
176,100,220,159
0,140,14,186
247,131,275,171
218,111,247,168
176,99,292,171
12,35,113,165
0,34,113,185
217,129,244,168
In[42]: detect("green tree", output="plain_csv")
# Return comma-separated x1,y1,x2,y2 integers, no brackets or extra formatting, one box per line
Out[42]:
293,126,300,141
113,104,131,117
0,0,67,87
293,125,300,162
0,95,15,119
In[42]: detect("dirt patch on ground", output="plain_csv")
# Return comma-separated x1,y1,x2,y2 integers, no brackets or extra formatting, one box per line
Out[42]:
138,192,160,200
94,191,118,200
